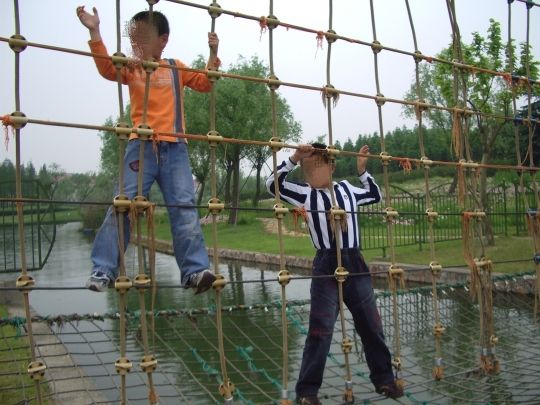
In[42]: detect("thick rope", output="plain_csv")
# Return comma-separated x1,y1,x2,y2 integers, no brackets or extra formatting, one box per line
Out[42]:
9,0,45,403
369,0,404,389
203,5,234,402
404,0,446,380
262,1,293,403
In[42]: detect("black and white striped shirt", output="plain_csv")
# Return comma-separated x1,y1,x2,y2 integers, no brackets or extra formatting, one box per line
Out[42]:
266,158,382,250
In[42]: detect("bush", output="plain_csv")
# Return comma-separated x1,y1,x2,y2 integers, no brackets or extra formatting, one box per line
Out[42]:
80,205,108,229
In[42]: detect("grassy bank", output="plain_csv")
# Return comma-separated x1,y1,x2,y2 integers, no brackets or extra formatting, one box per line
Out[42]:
0,305,53,404
0,208,82,226
149,210,534,274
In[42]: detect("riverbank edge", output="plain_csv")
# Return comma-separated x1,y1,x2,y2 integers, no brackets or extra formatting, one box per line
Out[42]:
0,280,111,405
138,236,536,295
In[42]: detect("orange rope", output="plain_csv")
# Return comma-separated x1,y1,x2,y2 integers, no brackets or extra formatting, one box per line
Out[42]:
481,355,493,372
316,30,324,50
397,158,412,174
502,72,514,89
2,114,16,151
290,206,309,234
259,16,268,40
469,66,476,82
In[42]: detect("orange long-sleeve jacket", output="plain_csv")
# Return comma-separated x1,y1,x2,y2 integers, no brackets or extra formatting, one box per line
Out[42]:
88,39,220,142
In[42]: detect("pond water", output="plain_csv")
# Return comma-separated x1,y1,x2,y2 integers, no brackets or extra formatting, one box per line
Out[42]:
1,222,539,405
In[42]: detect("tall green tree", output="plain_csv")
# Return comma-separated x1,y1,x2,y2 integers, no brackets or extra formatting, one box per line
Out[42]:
22,162,36,180
69,172,96,202
38,163,66,200
99,104,133,179
184,55,302,224
0,159,16,198
403,19,539,245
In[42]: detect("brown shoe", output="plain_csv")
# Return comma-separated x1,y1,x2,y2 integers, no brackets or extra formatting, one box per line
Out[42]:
295,396,322,405
376,381,404,399
189,270,217,295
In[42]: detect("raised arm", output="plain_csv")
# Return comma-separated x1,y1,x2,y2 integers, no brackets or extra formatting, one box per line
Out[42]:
76,6,102,42
357,144,370,175
266,147,312,207
348,145,382,206
182,32,222,92
77,6,122,82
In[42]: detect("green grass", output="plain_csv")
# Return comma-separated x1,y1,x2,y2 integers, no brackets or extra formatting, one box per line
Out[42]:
149,211,535,274
201,220,316,257
0,209,82,227
367,236,534,274
0,306,53,404
54,209,83,224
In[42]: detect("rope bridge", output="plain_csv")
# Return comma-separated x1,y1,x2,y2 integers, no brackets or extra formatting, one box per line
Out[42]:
1,0,540,404
1,279,539,404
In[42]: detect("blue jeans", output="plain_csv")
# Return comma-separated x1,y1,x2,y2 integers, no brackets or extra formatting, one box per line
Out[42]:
90,139,210,284
295,248,394,398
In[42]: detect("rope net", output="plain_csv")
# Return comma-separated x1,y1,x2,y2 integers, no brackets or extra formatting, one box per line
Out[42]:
1,279,539,404
1,0,539,404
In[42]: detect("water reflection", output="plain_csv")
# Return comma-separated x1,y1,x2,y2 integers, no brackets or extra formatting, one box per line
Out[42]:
1,223,539,404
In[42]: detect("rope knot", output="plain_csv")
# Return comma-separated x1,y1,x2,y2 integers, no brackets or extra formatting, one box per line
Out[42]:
397,158,412,174
259,16,268,40
316,30,325,50
469,66,476,82
502,72,514,89
126,57,144,73
2,114,16,151
291,206,309,234
328,208,348,240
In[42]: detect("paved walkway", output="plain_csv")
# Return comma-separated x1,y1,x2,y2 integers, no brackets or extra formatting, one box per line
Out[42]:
1,280,110,405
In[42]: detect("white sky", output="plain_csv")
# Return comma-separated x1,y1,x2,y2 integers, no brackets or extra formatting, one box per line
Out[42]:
0,0,538,175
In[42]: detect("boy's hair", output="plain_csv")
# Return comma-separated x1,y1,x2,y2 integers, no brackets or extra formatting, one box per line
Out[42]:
131,11,170,37
310,142,330,165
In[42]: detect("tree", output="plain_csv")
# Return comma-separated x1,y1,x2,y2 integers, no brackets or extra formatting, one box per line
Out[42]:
38,163,66,200
403,19,539,245
69,172,96,202
0,159,16,198
184,55,302,224
22,162,36,181
99,104,133,179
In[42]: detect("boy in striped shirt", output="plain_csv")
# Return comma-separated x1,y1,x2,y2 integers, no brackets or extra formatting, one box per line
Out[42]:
266,143,403,404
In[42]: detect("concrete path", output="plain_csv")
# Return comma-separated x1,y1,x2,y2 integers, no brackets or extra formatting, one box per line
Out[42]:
1,279,110,405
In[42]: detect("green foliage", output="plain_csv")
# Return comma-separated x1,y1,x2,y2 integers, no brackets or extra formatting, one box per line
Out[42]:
402,19,539,167
332,127,455,179
184,54,302,221
99,104,133,179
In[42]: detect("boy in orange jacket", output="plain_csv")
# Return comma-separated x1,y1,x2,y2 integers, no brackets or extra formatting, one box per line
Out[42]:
77,6,218,293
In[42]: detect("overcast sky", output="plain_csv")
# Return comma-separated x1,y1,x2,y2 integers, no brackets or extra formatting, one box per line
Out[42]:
1,0,538,175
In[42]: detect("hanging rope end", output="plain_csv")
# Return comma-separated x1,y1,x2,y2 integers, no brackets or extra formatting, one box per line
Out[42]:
342,389,354,403
433,365,443,381
148,386,159,404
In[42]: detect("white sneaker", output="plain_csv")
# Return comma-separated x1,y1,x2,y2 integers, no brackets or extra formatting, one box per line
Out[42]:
85,271,111,292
